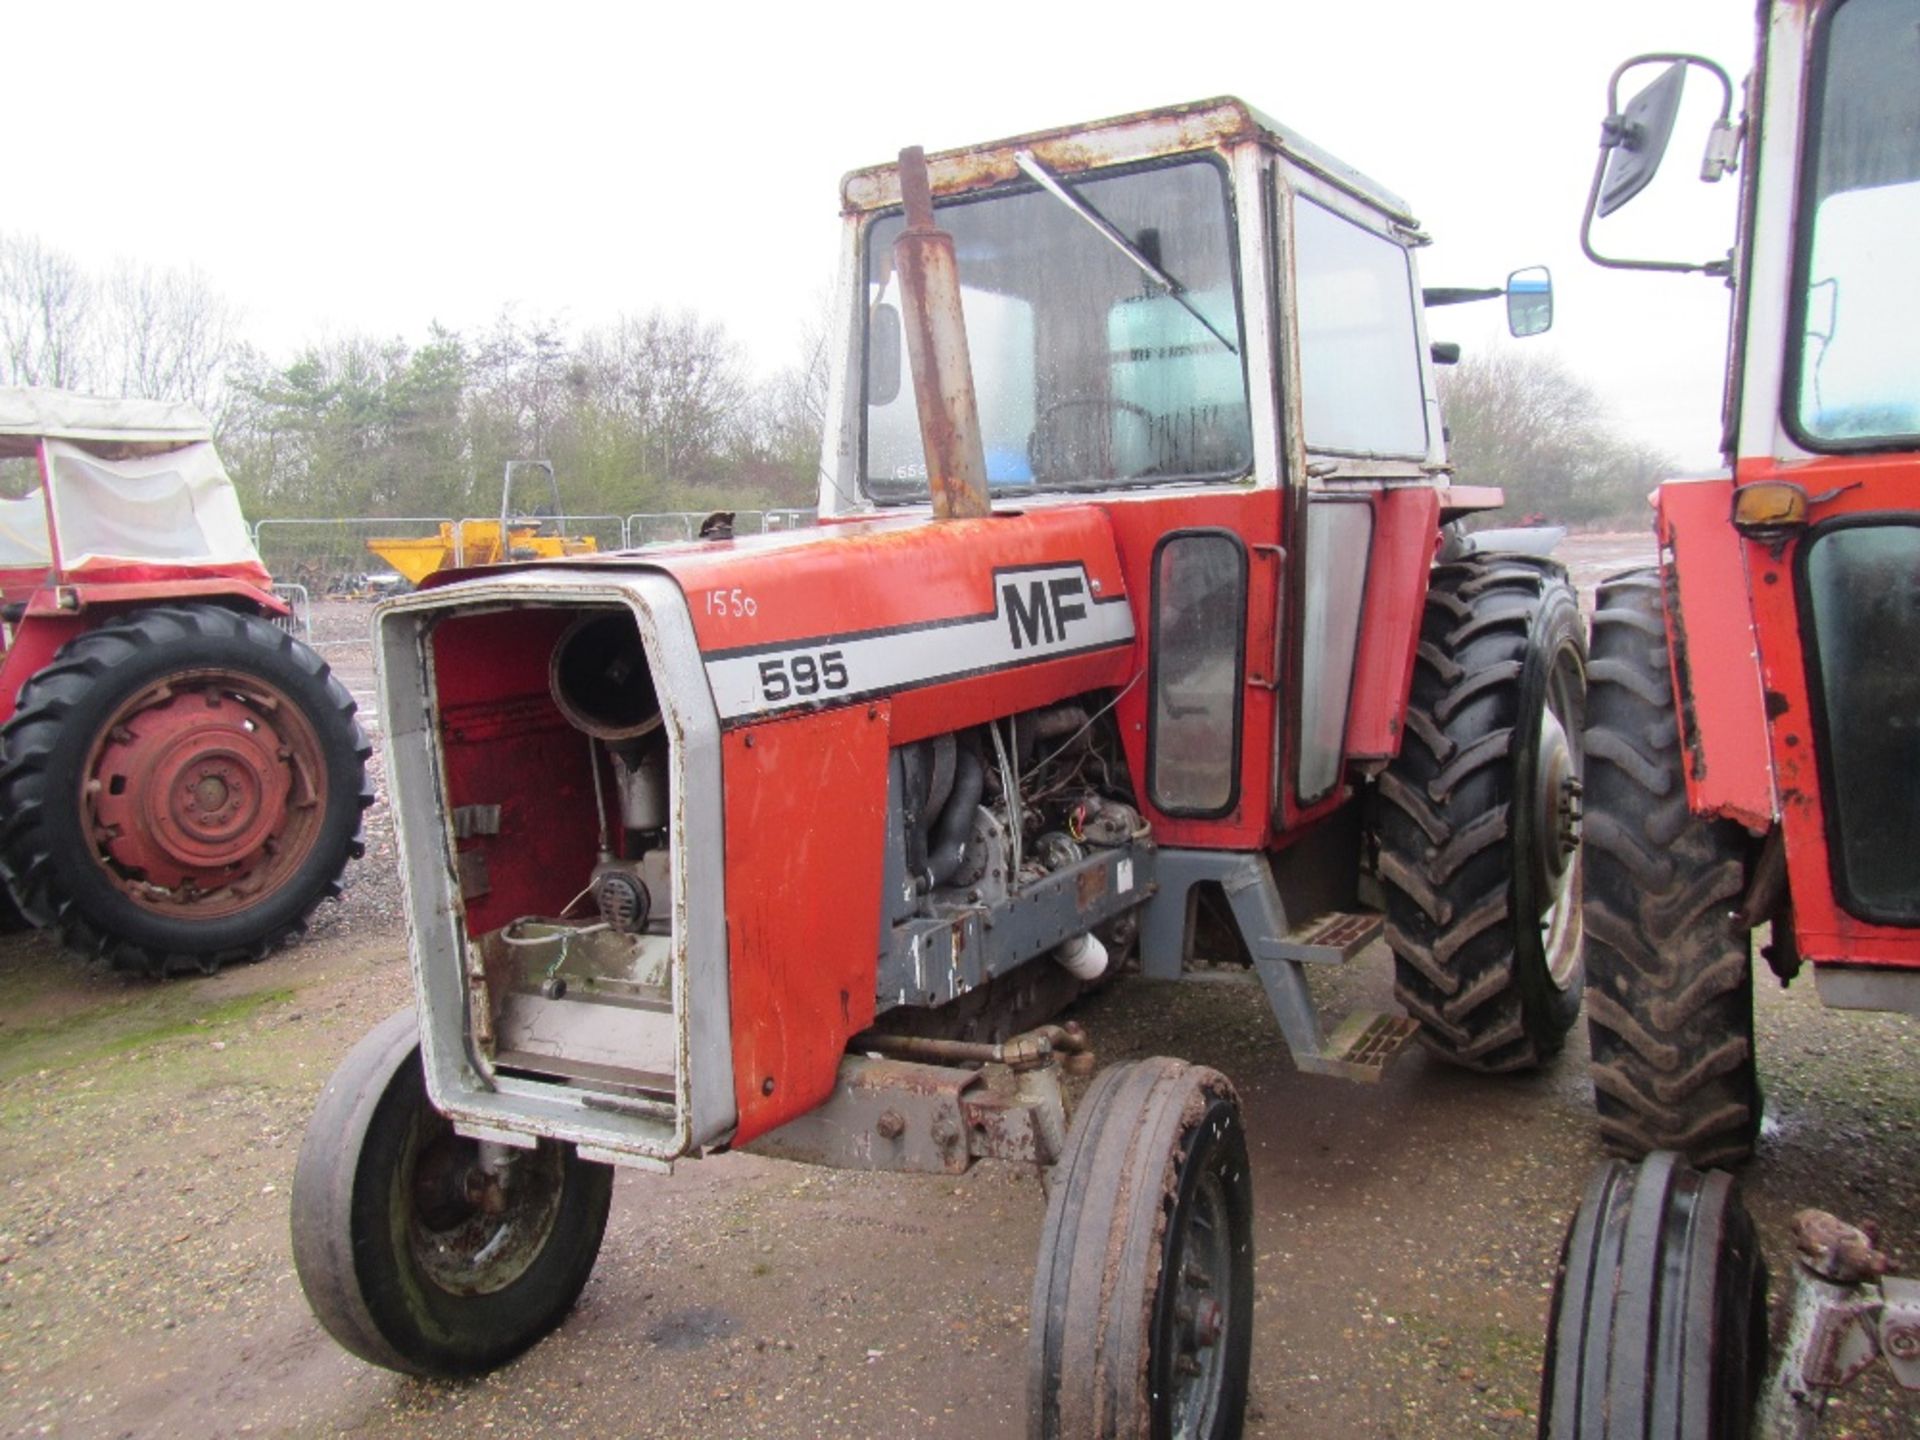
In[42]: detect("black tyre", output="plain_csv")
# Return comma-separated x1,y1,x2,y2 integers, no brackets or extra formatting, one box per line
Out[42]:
0,882,27,935
290,1008,615,1378
1582,571,1760,1168
1540,1152,1768,1439
1029,1057,1253,1440
0,605,371,975
1378,555,1587,1070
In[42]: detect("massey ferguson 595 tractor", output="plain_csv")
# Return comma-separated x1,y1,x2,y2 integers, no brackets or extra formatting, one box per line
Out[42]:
0,389,370,973
291,98,1574,1434
1540,3,1920,1435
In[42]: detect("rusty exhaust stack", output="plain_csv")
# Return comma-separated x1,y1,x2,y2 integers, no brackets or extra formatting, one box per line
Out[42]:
894,146,990,520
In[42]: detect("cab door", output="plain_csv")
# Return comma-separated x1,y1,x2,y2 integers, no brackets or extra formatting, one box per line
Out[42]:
1271,163,1443,830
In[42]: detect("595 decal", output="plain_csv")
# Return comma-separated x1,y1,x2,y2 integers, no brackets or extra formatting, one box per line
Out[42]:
757,649,849,702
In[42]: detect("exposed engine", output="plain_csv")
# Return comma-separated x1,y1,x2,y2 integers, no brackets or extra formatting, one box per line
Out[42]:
896,701,1143,981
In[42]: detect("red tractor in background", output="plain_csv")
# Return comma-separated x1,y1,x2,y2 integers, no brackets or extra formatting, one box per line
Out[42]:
1541,2,1920,1435
290,99,1575,1434
0,388,370,974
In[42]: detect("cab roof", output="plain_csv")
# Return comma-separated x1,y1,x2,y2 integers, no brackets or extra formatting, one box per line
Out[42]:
840,95,1417,227
0,386,213,459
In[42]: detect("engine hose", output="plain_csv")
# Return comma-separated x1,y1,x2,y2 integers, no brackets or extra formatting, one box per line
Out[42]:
925,741,985,887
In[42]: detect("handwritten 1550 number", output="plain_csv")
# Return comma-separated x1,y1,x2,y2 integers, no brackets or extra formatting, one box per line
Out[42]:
758,649,849,702
706,588,758,618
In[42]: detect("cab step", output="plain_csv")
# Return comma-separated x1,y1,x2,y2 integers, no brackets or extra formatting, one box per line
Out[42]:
1142,851,1417,1084
1271,910,1384,965
1318,1010,1420,1076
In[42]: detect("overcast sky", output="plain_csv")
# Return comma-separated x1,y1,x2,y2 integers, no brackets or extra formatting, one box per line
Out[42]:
13,0,1759,471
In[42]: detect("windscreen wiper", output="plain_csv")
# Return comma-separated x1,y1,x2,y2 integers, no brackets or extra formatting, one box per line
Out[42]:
1013,150,1238,357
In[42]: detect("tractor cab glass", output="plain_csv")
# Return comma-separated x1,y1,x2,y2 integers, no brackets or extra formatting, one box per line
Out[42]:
1293,198,1428,458
862,158,1252,499
1791,0,1920,447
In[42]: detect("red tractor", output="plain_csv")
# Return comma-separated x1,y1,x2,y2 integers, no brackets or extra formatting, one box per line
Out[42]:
0,388,370,973
1541,2,1920,1434
290,99,1574,1432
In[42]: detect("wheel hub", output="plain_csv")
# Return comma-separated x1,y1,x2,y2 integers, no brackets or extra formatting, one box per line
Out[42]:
85,673,326,915
1168,1173,1234,1424
1531,676,1586,989
1532,707,1582,895
409,1121,567,1298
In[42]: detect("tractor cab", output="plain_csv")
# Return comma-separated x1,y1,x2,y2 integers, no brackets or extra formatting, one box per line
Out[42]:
0,387,367,975
825,97,1552,514
0,389,274,668
1543,6,1920,1431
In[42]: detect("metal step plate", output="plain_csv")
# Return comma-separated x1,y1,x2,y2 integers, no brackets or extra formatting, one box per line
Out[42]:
1271,910,1384,966
1320,1010,1420,1079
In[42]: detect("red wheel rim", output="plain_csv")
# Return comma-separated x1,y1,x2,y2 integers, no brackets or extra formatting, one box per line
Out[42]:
82,668,328,918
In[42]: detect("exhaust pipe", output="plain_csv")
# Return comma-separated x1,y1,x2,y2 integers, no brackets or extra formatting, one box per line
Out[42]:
894,146,990,521
550,611,663,741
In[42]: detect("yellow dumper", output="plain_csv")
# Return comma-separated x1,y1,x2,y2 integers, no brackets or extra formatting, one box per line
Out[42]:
365,462,599,584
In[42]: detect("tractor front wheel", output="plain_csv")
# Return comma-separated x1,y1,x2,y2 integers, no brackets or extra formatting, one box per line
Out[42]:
1377,555,1587,1071
0,605,370,974
1029,1057,1254,1440
290,1008,615,1378
1540,1152,1768,1439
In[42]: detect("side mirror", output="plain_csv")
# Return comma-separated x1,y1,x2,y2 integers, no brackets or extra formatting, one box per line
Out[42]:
1506,266,1553,337
868,302,903,406
1579,52,1738,276
1599,60,1688,217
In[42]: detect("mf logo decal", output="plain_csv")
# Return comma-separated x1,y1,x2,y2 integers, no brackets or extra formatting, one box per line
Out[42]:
702,562,1132,722
1001,572,1090,651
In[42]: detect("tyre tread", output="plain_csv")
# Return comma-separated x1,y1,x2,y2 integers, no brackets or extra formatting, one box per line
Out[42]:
1580,568,1760,1167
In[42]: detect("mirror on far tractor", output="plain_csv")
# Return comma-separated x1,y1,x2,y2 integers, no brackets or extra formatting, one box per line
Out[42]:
1599,60,1688,217
868,302,903,407
1506,266,1553,337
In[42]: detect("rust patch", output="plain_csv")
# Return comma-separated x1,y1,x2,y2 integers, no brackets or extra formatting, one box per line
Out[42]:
1662,564,1709,783
1076,865,1110,912
1764,689,1791,720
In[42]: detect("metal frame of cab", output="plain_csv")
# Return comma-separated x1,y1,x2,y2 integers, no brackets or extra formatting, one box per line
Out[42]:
1644,1,1920,1001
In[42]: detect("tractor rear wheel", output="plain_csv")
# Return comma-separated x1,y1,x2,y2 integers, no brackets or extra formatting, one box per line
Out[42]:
1581,570,1760,1168
290,1008,615,1377
1029,1057,1253,1440
1377,555,1587,1071
1540,1152,1768,1439
0,604,371,975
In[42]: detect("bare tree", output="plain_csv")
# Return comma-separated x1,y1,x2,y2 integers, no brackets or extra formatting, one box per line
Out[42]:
103,261,240,416
1439,351,1674,527
572,310,749,482
0,233,94,389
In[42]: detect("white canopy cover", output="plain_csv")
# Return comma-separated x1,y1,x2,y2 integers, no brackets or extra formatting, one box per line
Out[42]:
0,386,213,454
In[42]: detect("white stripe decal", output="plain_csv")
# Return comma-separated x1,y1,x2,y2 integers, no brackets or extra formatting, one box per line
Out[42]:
703,564,1134,722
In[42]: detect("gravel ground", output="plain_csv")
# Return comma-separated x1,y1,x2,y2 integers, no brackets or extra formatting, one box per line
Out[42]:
2,532,1915,1439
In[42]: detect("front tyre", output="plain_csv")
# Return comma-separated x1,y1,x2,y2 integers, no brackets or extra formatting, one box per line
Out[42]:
290,1008,615,1378
1029,1057,1253,1440
0,605,371,974
1540,1152,1768,1439
1378,555,1587,1071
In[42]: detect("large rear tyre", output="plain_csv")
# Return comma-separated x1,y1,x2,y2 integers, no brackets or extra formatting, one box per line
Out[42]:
1540,1152,1768,1439
0,883,27,935
1581,570,1760,1167
1378,555,1587,1071
0,605,371,975
1029,1057,1253,1440
290,1008,615,1378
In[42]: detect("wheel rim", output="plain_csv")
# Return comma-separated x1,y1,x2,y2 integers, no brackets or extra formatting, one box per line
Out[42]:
404,1111,568,1298
82,668,328,918
1164,1166,1236,1431
1532,652,1585,988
